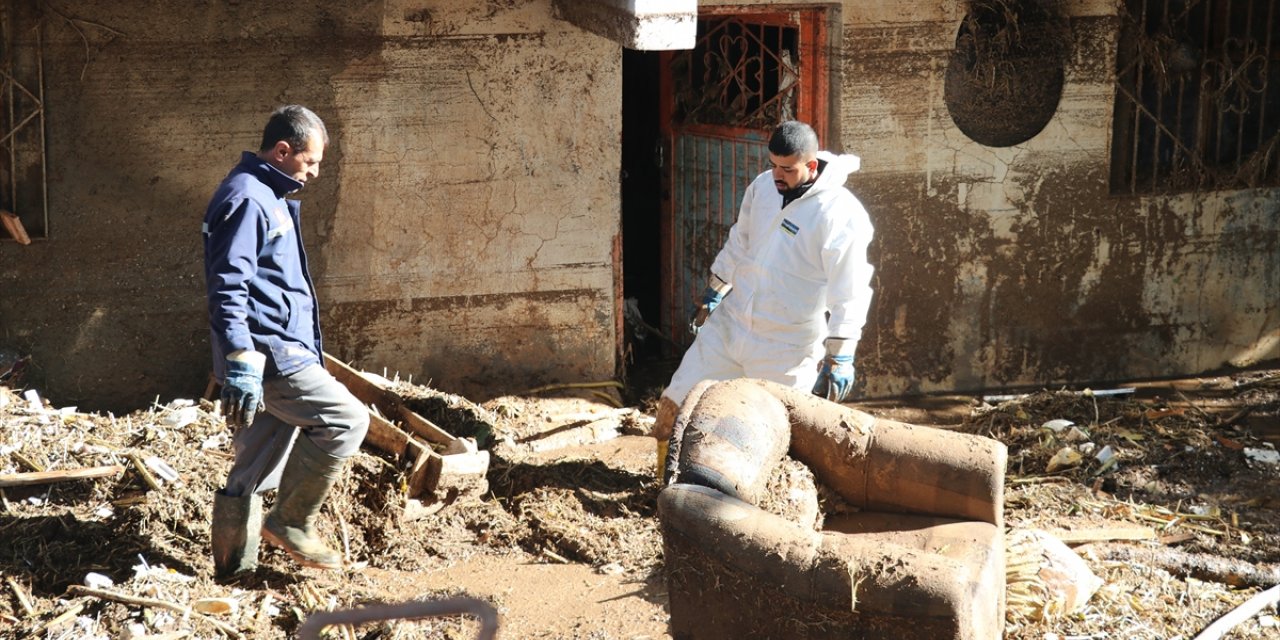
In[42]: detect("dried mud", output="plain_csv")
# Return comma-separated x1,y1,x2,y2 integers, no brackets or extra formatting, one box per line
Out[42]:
0,368,1277,638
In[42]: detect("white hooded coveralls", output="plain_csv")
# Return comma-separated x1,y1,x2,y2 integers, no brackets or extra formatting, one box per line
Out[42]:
662,151,875,406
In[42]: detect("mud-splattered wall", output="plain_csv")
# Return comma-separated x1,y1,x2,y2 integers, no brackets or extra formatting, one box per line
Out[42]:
838,1,1280,396
0,0,621,410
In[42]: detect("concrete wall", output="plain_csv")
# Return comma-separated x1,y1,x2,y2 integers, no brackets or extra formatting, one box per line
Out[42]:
2,0,1275,411
704,0,1279,396
0,0,622,410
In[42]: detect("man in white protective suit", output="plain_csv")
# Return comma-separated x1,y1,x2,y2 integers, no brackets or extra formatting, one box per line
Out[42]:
653,120,875,477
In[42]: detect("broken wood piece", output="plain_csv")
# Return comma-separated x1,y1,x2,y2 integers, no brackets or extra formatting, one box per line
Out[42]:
12,451,46,473
0,464,125,488
363,409,411,458
440,449,490,476
1191,583,1280,640
323,353,454,446
6,575,34,616
0,210,31,245
128,454,163,492
394,406,455,446
1083,543,1280,588
66,585,244,639
430,450,489,504
404,439,440,500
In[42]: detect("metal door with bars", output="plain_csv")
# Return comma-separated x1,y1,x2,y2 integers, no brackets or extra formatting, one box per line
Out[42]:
658,5,830,349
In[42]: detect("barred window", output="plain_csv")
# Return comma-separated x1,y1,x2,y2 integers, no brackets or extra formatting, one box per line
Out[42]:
0,2,46,243
1110,0,1280,194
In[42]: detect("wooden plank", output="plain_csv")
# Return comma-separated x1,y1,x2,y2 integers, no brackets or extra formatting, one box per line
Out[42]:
405,440,441,500
395,406,455,446
323,352,456,446
0,465,125,487
324,353,390,406
364,410,411,458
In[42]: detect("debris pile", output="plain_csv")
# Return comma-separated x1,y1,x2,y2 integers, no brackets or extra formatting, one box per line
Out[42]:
0,368,1278,639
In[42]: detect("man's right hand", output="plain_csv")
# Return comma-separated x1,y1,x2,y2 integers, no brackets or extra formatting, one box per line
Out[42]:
221,356,265,428
688,286,725,334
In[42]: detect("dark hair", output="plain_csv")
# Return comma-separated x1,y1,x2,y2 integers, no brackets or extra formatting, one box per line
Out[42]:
259,105,329,153
768,121,819,158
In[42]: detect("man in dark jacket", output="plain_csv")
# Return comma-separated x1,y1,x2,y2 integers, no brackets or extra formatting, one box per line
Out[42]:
202,105,368,579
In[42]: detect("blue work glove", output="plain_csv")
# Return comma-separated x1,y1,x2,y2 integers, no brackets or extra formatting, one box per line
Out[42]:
812,354,855,403
689,286,725,334
221,358,265,428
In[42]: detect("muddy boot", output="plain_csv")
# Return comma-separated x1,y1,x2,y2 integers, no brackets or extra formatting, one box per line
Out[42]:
261,436,345,570
212,491,262,580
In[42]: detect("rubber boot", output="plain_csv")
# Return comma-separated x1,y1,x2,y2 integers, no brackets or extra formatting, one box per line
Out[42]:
212,491,262,580
261,436,345,570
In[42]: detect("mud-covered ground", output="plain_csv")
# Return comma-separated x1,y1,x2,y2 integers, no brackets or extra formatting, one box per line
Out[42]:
0,365,1277,639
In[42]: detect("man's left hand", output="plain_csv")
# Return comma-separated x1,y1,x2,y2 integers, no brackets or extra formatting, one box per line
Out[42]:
812,354,855,403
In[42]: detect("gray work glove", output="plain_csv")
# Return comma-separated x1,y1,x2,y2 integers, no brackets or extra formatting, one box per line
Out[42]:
221,357,265,428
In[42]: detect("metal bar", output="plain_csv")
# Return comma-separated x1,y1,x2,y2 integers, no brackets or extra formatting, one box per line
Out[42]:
1129,0,1148,192
0,109,38,148
1117,82,1216,172
1151,0,1170,187
1234,0,1253,171
1193,0,1212,168
298,597,500,640
6,6,15,213
1258,0,1275,181
1214,0,1232,168
37,21,45,236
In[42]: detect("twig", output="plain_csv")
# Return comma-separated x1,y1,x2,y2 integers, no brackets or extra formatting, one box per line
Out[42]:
1191,583,1280,640
1007,475,1072,485
524,381,623,395
5,575,34,617
1174,390,1215,424
33,602,84,636
66,585,244,639
590,390,623,408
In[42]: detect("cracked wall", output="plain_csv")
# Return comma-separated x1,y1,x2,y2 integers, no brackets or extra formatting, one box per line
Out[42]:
0,0,620,410
841,1,1280,396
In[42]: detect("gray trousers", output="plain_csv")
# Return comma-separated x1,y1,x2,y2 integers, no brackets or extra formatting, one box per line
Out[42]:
223,363,369,497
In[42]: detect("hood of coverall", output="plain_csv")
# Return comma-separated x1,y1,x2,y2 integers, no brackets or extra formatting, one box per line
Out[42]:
808,151,861,194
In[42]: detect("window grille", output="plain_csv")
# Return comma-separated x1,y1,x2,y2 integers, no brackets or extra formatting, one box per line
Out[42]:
1110,0,1280,194
0,1,46,241
670,16,801,131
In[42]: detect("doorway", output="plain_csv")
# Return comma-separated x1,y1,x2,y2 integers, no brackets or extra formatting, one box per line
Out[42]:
620,6,833,395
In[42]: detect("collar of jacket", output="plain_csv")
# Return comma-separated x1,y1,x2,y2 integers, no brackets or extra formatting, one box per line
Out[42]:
237,151,305,198
780,158,826,208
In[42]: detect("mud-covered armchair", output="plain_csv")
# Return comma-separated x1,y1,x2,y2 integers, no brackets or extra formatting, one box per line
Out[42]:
658,378,1007,640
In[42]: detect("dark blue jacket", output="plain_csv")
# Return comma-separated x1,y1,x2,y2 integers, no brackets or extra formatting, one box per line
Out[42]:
203,152,322,380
